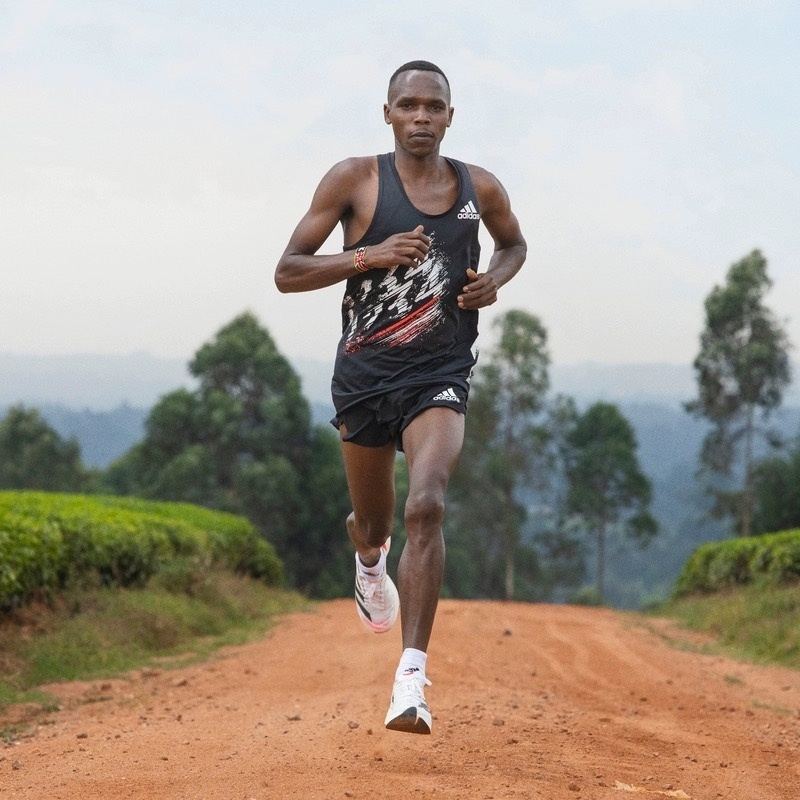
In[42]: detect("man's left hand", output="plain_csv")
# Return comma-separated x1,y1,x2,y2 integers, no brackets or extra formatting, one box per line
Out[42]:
457,268,498,310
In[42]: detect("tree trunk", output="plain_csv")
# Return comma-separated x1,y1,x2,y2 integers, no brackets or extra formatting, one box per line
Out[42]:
596,519,606,602
504,487,516,600
504,544,515,601
741,404,755,537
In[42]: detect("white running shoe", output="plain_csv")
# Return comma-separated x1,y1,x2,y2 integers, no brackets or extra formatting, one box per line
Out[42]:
354,538,399,634
384,669,432,734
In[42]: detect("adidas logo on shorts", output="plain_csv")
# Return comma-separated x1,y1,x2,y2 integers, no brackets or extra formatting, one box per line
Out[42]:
457,201,480,220
432,387,460,403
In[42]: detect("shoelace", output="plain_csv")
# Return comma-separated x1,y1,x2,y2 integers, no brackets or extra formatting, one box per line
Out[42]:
358,570,386,604
394,673,432,705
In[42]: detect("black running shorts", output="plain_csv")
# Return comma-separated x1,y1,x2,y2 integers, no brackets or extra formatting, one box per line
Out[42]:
331,383,468,452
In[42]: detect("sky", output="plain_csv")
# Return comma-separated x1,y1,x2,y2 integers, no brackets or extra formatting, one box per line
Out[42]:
1,0,798,372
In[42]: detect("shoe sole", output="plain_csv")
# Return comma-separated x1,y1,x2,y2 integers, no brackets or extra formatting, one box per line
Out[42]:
385,707,432,735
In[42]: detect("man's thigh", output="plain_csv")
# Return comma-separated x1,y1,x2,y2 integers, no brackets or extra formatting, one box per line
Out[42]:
340,433,397,522
401,407,466,492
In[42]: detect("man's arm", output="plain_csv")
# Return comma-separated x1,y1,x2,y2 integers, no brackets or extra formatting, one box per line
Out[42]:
275,158,431,294
274,160,361,294
457,166,527,310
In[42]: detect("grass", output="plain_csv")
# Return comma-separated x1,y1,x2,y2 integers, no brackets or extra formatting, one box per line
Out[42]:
0,570,313,718
655,581,800,669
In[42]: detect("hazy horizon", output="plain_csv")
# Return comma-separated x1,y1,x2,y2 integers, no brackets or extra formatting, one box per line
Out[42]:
3,350,799,411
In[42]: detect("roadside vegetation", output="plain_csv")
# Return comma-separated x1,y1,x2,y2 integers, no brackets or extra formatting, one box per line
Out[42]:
655,527,800,669
0,491,310,724
0,574,309,711
0,491,283,610
657,583,800,669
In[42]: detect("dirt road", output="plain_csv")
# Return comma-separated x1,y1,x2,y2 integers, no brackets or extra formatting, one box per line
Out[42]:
2,600,798,799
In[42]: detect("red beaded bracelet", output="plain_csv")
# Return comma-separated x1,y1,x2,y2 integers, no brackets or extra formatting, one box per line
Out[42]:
354,247,369,272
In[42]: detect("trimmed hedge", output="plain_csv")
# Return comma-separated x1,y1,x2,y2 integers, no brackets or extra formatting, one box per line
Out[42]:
0,492,283,610
674,528,800,597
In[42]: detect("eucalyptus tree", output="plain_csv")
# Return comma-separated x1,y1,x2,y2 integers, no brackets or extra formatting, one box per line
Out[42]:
686,250,791,536
565,402,657,602
450,309,551,600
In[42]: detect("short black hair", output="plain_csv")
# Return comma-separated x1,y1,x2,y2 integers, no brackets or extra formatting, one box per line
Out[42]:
388,60,450,94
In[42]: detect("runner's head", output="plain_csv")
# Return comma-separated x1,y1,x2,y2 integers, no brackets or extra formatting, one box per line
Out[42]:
388,60,450,104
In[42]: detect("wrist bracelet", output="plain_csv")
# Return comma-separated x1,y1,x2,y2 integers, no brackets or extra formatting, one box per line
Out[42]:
354,246,369,273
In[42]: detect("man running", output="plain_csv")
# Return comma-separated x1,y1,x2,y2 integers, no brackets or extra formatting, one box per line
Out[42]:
275,60,526,734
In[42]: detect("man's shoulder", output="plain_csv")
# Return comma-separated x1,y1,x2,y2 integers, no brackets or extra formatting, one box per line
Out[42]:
461,162,507,205
461,161,497,185
327,155,381,179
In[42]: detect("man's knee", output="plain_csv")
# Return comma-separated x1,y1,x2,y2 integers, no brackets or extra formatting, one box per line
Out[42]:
351,511,393,548
404,489,445,533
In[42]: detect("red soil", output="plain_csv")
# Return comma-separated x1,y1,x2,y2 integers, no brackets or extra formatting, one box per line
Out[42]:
2,599,798,799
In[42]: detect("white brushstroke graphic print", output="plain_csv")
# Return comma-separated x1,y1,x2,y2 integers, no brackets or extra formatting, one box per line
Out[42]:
342,239,451,354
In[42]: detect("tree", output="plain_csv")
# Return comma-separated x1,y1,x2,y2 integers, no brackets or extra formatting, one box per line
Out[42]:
565,402,657,602
686,250,792,536
751,439,800,534
448,309,551,600
0,405,87,491
531,394,586,600
104,312,352,596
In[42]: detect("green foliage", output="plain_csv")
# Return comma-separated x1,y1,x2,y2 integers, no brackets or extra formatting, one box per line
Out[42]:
2,577,308,696
0,514,64,607
0,405,88,491
291,425,355,597
569,586,603,606
686,250,792,536
752,443,800,534
102,312,350,596
566,402,658,600
449,310,552,600
0,491,282,610
674,528,800,596
659,582,800,668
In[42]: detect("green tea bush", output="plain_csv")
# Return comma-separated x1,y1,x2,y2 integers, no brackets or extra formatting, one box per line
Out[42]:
674,528,800,597
88,496,282,584
0,514,63,609
0,491,283,610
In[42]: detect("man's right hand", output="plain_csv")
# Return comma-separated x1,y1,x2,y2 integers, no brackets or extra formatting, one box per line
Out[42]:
364,225,430,270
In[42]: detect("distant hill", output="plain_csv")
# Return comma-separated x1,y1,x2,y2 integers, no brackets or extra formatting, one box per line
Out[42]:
41,404,149,469
0,352,194,411
2,350,798,469
294,357,800,409
3,351,798,410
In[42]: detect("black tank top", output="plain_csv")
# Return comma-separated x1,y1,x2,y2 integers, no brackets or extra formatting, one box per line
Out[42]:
332,152,481,413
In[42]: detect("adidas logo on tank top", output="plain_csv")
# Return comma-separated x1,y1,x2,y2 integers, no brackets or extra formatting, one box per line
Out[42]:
457,201,480,220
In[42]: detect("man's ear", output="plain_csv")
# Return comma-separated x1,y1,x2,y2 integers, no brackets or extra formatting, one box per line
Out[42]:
383,103,391,124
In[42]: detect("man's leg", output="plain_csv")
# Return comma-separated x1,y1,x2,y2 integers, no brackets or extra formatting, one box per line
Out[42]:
398,406,465,651
340,434,400,633
383,406,465,734
339,435,397,565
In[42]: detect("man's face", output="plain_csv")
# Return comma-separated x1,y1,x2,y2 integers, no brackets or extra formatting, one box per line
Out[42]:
384,70,454,156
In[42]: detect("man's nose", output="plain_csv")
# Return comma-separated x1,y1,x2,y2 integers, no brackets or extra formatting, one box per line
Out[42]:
414,106,430,123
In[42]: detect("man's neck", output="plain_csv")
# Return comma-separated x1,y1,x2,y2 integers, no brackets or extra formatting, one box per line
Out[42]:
393,148,446,179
